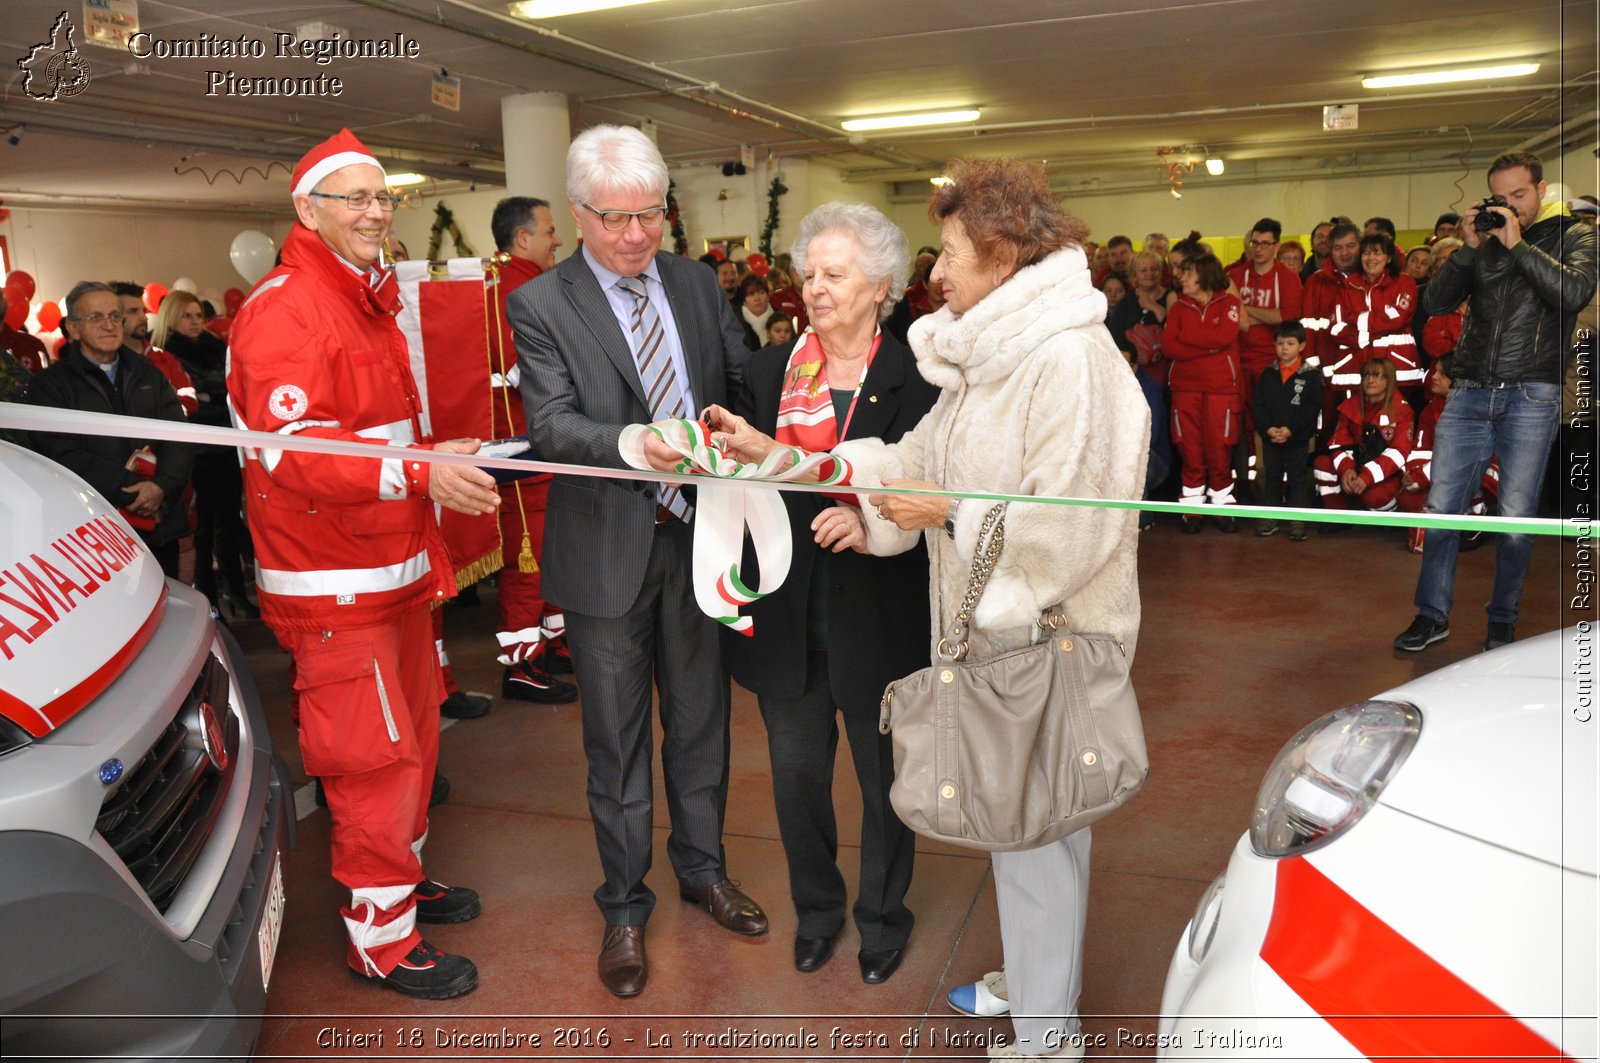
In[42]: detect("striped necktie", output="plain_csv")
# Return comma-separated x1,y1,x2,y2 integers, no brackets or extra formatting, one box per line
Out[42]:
616,274,690,520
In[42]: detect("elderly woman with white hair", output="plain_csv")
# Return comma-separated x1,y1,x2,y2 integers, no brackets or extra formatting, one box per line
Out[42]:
721,202,940,984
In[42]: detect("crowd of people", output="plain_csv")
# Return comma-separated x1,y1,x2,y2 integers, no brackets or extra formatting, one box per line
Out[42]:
1,127,1592,1061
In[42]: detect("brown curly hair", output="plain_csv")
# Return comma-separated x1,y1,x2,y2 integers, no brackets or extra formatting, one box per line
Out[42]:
928,158,1088,272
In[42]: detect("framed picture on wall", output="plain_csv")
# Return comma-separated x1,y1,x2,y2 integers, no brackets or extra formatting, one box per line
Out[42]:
703,235,748,259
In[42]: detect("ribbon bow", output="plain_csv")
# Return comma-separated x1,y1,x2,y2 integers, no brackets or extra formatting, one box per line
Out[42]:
617,419,850,635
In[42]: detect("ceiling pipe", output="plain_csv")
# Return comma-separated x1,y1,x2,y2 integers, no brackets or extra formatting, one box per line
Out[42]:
346,0,922,167
1512,109,1600,152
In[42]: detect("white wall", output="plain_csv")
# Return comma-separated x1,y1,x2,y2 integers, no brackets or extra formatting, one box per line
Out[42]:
2,207,292,320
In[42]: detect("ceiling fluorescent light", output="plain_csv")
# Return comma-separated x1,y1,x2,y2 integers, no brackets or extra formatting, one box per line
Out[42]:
1205,157,1224,176
1362,62,1539,89
509,0,667,18
386,172,428,187
841,109,981,133
929,176,954,187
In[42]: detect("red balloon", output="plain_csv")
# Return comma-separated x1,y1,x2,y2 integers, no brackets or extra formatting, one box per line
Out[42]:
223,287,245,314
746,252,770,277
36,300,62,332
53,335,68,357
709,247,727,261
143,282,168,313
4,270,36,301
3,298,25,330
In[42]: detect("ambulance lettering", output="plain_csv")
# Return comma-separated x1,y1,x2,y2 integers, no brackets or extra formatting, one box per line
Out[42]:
0,519,148,660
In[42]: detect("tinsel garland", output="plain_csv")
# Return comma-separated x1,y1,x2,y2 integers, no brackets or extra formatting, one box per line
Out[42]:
427,201,477,260
760,175,788,258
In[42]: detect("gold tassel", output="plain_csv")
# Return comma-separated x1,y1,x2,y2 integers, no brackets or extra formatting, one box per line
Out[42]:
517,533,539,573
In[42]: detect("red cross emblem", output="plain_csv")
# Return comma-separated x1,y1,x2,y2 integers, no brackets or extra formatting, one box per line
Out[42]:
268,384,308,421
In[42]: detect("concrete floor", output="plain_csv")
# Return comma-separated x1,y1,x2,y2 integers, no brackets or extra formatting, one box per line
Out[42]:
244,516,1582,1060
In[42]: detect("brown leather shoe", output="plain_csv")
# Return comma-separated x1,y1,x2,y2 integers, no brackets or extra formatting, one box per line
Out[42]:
678,879,769,936
597,925,647,997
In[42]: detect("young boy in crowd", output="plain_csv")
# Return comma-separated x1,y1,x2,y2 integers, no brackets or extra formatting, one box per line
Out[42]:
766,312,795,346
1251,320,1323,540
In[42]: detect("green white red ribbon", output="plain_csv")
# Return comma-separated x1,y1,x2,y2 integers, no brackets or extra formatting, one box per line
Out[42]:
617,418,850,634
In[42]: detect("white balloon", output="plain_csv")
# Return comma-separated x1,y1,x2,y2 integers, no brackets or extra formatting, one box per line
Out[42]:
172,276,199,294
229,231,276,286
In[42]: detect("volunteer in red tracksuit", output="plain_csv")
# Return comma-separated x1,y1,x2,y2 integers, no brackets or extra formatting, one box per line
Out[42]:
1163,251,1244,530
1399,357,1498,550
227,130,500,1000
1227,220,1303,435
1340,233,1423,395
1313,356,1415,511
485,197,577,704
1300,223,1362,439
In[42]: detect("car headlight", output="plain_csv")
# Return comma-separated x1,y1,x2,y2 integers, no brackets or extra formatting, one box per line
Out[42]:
1250,699,1420,858
1187,873,1225,963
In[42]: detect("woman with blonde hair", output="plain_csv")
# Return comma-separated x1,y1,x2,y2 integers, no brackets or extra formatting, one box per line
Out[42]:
1313,356,1415,513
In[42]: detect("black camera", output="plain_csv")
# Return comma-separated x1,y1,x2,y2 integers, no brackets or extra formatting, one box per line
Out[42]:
1475,195,1509,232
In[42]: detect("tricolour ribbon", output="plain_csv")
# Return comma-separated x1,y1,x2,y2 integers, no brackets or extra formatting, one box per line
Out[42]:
617,418,851,634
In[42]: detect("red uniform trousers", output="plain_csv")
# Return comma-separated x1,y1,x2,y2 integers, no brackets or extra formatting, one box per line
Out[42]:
1311,452,1404,511
282,606,441,976
1171,389,1242,503
496,476,557,662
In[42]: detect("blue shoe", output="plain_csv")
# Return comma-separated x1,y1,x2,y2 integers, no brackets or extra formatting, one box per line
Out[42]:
947,969,1009,1017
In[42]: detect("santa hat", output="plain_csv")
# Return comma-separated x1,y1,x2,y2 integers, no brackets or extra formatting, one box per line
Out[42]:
291,128,386,199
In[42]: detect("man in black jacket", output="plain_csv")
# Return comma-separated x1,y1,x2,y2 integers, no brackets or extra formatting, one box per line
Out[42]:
23,281,194,577
1395,152,1598,653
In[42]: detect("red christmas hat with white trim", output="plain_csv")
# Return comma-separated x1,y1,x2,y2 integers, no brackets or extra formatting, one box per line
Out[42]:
291,128,386,198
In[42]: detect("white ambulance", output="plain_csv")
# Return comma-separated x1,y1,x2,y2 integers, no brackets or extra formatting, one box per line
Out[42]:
0,439,293,1060
1159,628,1596,1061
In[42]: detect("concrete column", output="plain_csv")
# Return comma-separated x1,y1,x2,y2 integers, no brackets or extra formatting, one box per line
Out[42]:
501,92,573,254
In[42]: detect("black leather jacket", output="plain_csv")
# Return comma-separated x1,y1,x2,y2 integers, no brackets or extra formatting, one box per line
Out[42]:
1422,210,1598,384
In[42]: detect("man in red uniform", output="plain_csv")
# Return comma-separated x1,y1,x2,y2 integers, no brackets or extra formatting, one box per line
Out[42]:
486,195,577,704
1227,217,1302,497
1301,222,1362,440
228,129,500,999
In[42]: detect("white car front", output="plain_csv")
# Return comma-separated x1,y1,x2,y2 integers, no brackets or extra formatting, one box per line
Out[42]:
1158,629,1597,1062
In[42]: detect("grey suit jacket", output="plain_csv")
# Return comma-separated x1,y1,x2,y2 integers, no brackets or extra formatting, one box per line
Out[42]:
510,250,748,618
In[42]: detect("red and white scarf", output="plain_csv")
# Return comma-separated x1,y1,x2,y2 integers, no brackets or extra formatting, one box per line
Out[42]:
774,328,882,452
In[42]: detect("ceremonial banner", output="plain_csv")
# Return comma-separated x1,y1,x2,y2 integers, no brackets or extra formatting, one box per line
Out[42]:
395,258,501,587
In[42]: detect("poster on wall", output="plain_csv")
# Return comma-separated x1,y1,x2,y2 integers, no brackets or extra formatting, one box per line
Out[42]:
82,0,139,50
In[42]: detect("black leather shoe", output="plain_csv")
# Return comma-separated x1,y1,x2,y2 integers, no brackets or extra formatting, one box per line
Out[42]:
794,935,834,972
440,690,491,719
859,947,903,984
1180,516,1202,535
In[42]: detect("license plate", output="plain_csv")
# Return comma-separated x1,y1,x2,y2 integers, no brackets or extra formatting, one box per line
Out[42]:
258,849,286,992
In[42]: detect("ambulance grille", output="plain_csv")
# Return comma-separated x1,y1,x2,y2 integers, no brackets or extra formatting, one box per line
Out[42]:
96,653,241,912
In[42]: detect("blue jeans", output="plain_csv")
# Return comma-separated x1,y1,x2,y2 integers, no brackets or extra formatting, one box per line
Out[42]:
1414,382,1561,625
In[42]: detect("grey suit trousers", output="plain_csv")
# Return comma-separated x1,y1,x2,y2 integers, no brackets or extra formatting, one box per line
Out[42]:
564,519,731,924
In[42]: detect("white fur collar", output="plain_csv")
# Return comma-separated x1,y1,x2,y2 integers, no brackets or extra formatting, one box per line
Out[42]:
909,247,1105,388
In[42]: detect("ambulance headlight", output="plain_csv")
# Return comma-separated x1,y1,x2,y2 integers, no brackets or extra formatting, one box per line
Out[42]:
1250,700,1420,858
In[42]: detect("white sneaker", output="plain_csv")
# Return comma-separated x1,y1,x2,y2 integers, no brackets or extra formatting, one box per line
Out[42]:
986,1037,1085,1061
947,969,1009,1017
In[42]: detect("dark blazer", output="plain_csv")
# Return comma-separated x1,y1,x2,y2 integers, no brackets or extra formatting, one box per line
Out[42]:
724,333,938,709
510,250,747,618
24,343,195,545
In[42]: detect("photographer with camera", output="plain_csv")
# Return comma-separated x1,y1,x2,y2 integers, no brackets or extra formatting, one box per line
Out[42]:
1394,151,1596,654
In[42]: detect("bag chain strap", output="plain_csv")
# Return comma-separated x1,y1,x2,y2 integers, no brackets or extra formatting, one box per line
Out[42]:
938,503,1007,661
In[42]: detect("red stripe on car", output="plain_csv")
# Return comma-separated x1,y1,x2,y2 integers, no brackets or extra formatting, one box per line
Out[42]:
26,588,168,735
1262,856,1572,1062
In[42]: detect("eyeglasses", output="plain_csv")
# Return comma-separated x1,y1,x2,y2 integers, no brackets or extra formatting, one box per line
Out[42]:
74,310,124,327
1362,369,1387,378
309,190,401,212
1248,239,1278,248
582,203,667,232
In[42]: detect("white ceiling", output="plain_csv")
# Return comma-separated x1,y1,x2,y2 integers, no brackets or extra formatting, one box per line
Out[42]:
1,0,1595,214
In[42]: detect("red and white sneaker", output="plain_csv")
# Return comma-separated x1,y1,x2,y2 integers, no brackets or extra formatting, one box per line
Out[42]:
502,660,577,704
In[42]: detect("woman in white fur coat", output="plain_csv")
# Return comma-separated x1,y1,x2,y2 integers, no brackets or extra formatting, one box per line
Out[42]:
707,158,1149,1059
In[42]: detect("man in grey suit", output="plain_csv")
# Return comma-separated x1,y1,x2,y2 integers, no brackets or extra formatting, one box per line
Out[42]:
509,124,767,998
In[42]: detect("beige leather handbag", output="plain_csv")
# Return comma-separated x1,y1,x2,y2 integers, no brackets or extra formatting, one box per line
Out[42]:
879,504,1149,852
